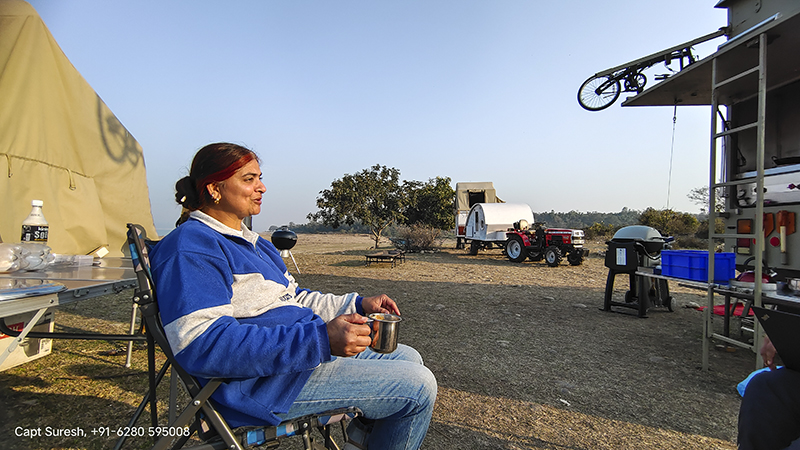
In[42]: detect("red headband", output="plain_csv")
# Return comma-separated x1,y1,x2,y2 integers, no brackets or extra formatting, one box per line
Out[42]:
196,153,255,196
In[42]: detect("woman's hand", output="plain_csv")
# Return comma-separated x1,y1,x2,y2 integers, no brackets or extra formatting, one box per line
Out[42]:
326,314,372,357
362,294,400,316
761,336,778,370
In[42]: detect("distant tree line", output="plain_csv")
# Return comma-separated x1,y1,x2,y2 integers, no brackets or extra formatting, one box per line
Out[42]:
535,208,642,231
281,207,717,249
273,221,372,234
277,173,721,251
535,186,723,248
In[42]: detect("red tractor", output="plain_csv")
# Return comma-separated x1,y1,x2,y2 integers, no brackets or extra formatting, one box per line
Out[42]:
504,220,586,267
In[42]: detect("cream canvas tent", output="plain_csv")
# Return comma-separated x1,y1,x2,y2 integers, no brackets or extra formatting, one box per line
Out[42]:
454,182,503,212
0,0,156,256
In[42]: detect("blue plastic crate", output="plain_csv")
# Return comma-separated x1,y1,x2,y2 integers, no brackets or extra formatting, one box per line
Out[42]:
661,250,735,285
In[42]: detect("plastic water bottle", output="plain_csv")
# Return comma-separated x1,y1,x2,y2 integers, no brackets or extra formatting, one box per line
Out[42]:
20,200,49,243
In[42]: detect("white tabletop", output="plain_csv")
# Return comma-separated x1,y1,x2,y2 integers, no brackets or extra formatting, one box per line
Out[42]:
0,257,137,317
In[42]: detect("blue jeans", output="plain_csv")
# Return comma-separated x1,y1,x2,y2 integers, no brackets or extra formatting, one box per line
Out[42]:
277,344,437,450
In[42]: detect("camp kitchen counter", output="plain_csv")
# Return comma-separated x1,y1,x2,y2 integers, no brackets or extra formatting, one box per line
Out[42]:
0,257,139,367
636,268,800,310
635,268,800,369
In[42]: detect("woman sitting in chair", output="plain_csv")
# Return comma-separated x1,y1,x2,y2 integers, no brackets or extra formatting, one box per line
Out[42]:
150,142,436,450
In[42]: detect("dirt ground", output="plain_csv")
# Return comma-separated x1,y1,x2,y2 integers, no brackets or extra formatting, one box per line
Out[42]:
0,233,757,449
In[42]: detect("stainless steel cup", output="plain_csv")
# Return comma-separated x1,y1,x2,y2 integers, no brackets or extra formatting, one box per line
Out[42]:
368,313,402,353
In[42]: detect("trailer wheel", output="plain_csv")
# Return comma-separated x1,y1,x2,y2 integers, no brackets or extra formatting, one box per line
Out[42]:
544,246,562,267
567,251,583,266
505,235,527,263
469,240,480,255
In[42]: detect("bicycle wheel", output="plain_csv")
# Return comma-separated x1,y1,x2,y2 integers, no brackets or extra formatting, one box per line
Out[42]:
578,75,620,111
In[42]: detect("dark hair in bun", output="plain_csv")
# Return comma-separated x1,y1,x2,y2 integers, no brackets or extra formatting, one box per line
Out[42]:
175,142,259,212
175,176,201,210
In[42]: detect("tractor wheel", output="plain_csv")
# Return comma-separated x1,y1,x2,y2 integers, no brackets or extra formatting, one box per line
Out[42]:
469,240,480,255
567,251,584,266
544,246,562,267
505,235,527,263
528,252,543,262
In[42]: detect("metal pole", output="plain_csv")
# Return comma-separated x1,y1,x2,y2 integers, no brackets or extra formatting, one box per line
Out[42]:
288,250,301,274
703,58,719,371
752,33,768,369
125,303,139,368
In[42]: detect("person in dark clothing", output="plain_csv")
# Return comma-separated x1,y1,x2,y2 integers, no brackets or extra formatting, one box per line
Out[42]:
738,336,800,450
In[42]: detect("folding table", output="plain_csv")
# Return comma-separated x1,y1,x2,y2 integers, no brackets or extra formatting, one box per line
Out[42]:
0,257,140,368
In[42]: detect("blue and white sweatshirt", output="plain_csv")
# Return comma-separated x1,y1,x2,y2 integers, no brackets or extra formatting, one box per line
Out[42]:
149,211,363,427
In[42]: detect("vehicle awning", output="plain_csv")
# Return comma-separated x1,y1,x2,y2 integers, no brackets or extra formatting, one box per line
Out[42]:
623,8,800,107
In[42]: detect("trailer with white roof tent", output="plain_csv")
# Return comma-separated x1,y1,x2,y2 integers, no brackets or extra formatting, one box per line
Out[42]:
463,202,586,267
454,182,504,250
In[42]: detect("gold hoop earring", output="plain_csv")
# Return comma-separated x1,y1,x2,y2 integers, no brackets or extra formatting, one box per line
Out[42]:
213,196,220,204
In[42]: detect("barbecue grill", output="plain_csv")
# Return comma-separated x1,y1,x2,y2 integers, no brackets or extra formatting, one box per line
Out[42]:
271,226,300,273
603,226,674,317
271,226,297,255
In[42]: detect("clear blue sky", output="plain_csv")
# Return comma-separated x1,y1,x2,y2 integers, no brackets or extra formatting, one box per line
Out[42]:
28,1,728,234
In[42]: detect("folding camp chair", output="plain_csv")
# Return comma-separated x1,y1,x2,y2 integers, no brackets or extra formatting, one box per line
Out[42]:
115,223,360,450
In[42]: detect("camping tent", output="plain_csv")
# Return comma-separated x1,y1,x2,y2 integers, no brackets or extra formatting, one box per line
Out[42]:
0,0,157,256
454,182,503,212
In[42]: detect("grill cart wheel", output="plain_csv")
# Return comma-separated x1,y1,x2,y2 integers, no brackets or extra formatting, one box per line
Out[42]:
544,246,562,267
505,235,527,263
624,290,636,303
469,240,480,255
667,296,676,312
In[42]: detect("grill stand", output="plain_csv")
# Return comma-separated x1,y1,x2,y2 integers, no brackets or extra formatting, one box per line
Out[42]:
603,240,674,318
603,271,672,318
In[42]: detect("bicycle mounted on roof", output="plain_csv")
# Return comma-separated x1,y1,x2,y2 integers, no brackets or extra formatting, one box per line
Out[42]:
578,28,726,111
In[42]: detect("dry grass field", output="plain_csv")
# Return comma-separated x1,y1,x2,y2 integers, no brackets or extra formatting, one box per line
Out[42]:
0,233,756,449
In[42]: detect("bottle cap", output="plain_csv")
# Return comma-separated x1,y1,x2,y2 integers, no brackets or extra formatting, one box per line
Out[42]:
31,200,43,207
